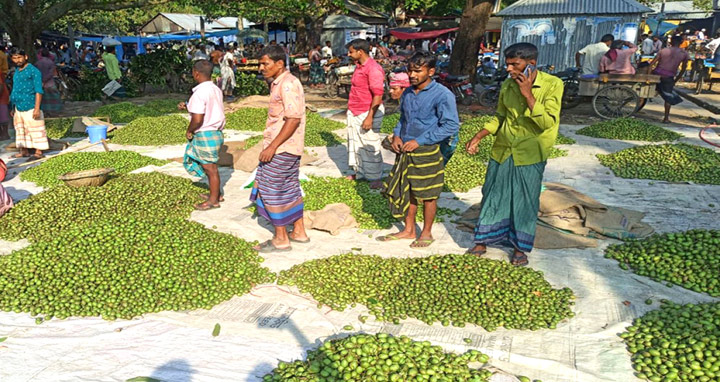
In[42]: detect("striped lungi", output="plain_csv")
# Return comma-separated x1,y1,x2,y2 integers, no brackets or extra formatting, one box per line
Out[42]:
347,104,385,181
13,108,49,150
40,81,63,114
474,156,546,253
183,130,224,178
382,144,445,219
250,152,304,227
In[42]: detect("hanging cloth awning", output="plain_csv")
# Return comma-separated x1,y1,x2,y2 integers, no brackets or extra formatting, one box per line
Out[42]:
389,27,458,40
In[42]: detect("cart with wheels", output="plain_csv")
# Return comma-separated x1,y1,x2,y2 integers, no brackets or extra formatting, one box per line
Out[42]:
578,73,660,119
693,59,720,94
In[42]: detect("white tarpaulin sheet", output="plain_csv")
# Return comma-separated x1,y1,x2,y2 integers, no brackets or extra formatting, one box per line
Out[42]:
1,124,720,382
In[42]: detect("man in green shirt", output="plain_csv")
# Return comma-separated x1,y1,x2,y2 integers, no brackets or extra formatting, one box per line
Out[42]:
465,42,563,267
102,46,123,98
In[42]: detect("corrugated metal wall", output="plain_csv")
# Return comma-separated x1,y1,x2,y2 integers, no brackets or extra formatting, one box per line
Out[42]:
499,14,643,71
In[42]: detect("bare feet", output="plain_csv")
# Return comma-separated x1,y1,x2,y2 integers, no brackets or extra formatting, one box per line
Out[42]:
376,231,415,241
466,244,487,256
345,174,357,181
662,118,671,124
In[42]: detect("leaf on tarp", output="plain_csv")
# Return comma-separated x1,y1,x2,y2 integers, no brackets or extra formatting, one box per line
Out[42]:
126,377,162,382
0,337,7,343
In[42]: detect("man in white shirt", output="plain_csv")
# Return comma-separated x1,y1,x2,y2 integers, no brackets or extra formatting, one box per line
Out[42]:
321,41,333,59
641,34,654,55
421,39,429,51
699,29,706,41
705,33,720,64
576,34,614,75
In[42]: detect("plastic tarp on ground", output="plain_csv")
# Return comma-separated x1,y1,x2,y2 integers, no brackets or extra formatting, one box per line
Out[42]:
1,119,720,382
389,27,459,40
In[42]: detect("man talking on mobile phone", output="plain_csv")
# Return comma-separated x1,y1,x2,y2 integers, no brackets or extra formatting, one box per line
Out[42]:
465,42,563,267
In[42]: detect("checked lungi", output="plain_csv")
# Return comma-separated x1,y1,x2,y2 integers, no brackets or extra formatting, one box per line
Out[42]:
13,108,49,150
347,104,385,181
474,156,546,253
183,130,224,178
40,80,63,114
382,144,445,219
250,152,304,226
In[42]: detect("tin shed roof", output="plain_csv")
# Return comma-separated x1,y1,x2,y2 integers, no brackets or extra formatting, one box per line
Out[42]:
497,0,653,17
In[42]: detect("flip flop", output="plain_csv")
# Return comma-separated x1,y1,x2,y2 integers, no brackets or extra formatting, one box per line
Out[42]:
510,252,529,267
200,193,225,202
289,237,311,244
410,239,435,248
194,201,220,211
254,240,292,253
12,153,30,159
376,234,413,242
27,154,44,162
466,247,487,256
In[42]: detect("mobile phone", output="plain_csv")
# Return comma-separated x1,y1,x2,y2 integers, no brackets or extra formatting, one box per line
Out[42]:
523,64,535,77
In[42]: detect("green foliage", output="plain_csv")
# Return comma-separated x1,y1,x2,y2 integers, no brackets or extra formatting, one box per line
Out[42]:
620,301,720,382
72,67,110,101
262,334,493,382
234,72,269,97
52,4,202,35
19,151,167,188
1,172,201,242
0,215,274,320
110,115,189,146
45,118,84,139
577,118,682,142
278,253,575,329
605,230,720,297
597,143,720,185
226,108,344,147
381,113,399,134
128,49,192,92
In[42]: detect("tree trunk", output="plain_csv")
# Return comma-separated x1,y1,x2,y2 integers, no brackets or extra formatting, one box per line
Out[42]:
295,18,310,54
6,21,39,62
449,0,494,82
308,16,324,49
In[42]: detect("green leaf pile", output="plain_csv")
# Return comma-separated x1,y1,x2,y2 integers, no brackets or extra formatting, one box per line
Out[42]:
605,230,720,297
110,115,189,146
279,253,575,330
621,301,720,382
45,118,84,140
20,151,167,188
262,333,495,382
0,216,274,321
226,108,344,146
0,172,204,242
597,143,720,185
577,118,682,142
380,113,400,134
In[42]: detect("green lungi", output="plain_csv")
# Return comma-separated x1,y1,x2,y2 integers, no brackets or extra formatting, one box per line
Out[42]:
474,155,546,253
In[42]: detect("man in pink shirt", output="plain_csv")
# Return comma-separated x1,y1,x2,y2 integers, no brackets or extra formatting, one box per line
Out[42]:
251,45,310,253
178,59,226,210
650,35,689,123
346,38,386,189
599,40,638,74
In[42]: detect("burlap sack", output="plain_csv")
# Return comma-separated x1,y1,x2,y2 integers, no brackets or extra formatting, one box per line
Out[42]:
303,203,358,235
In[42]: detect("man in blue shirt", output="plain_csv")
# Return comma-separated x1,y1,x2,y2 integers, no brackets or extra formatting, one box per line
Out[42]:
9,47,48,159
378,51,460,248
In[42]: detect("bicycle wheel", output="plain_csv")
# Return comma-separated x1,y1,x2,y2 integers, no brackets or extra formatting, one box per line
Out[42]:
478,88,499,107
592,85,639,119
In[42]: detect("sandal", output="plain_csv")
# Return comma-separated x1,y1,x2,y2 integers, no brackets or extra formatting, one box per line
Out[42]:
254,239,292,253
466,246,487,256
510,251,529,267
27,154,44,162
289,237,311,244
12,153,30,158
376,234,414,242
194,201,220,211
410,239,435,248
200,193,225,202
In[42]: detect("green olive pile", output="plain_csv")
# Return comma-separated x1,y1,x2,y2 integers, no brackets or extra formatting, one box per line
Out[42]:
19,150,167,188
597,143,720,185
110,115,190,146
577,118,682,142
278,253,575,330
605,230,720,297
380,113,400,134
0,216,275,320
94,99,184,124
225,108,344,147
555,132,576,145
299,176,456,230
620,301,720,382
0,172,205,242
263,333,494,382
45,118,84,140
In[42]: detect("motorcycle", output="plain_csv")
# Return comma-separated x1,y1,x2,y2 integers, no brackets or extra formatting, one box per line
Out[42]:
435,72,477,106
325,56,355,99
290,56,310,84
476,68,508,108
553,67,582,109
